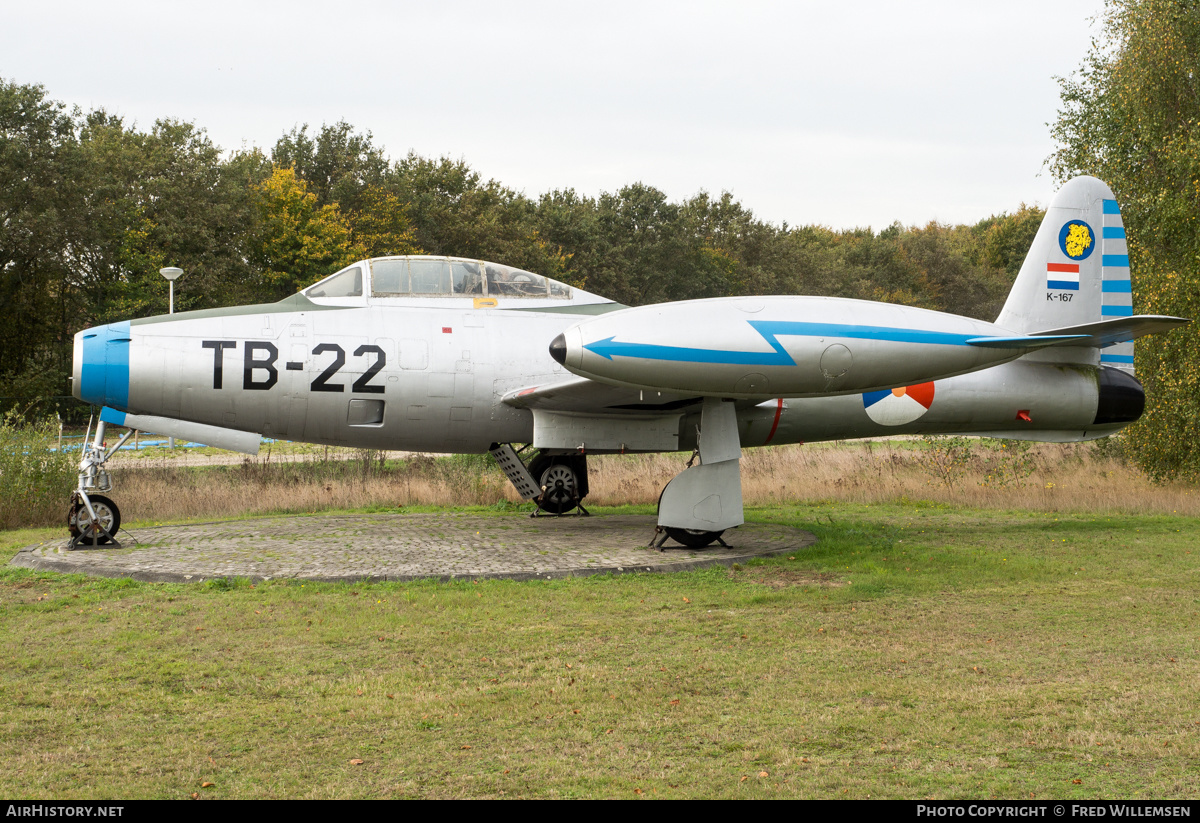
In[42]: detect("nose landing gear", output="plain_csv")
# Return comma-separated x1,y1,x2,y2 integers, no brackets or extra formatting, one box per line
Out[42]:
68,417,132,549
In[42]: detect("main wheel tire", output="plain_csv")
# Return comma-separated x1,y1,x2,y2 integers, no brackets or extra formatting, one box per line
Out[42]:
68,495,121,545
664,527,725,548
529,455,587,514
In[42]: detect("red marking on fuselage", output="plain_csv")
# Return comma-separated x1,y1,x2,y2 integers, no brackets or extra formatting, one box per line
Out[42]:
765,398,784,445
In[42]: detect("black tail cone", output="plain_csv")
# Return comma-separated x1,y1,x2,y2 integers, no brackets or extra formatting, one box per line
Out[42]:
1094,367,1145,425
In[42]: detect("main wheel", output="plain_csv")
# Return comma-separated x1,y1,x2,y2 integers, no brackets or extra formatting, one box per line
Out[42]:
68,495,121,545
664,527,725,548
529,455,588,514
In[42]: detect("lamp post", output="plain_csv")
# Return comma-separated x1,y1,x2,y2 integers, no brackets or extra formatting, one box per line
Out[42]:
159,267,183,447
160,267,183,314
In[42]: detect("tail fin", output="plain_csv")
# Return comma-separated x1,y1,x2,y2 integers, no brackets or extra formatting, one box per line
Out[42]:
996,176,1135,374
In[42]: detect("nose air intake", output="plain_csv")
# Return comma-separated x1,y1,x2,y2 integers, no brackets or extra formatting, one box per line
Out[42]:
75,322,132,409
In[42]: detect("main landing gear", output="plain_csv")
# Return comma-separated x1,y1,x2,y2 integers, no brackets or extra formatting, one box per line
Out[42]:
528,454,589,516
489,444,590,517
650,396,744,550
68,417,133,548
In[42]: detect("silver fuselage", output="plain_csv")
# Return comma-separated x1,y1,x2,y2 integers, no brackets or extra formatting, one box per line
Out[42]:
73,295,1132,453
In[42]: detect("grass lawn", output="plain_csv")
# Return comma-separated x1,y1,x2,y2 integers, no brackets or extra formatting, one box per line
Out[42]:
1,501,1197,799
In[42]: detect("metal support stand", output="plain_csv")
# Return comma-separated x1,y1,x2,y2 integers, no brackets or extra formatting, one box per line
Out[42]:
67,523,123,550
530,497,591,518
648,525,730,551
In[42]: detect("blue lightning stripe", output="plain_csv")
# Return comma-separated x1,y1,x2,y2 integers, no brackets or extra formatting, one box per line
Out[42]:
1103,199,1121,214
583,321,990,366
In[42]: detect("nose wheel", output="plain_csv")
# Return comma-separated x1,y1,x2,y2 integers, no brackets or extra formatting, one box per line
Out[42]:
68,494,122,546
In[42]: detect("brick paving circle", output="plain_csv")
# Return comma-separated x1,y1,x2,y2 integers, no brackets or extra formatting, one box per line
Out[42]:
10,513,816,584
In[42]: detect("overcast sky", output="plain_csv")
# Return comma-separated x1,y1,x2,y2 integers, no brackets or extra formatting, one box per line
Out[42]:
3,0,1108,230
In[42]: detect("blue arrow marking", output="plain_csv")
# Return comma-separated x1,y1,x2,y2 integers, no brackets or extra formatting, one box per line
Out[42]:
582,321,983,366
582,335,793,366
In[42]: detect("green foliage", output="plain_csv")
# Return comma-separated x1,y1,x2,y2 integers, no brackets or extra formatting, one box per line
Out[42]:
916,435,975,488
977,439,1038,488
246,166,360,298
0,80,86,398
349,185,422,258
76,114,269,320
1050,0,1200,480
0,413,75,530
272,121,391,213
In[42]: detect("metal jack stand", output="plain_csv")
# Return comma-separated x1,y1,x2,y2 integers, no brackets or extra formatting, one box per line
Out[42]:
531,494,591,518
68,514,123,550
647,525,729,551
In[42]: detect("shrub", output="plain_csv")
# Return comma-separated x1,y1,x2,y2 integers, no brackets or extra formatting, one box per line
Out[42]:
0,413,76,529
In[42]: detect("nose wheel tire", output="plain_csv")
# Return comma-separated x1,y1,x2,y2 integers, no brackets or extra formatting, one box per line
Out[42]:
68,495,121,545
664,527,726,548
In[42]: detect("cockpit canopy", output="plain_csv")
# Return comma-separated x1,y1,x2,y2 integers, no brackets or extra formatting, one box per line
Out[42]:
305,256,572,301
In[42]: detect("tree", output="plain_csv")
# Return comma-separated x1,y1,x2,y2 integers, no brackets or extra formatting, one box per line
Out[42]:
272,122,390,213
348,185,422,259
246,166,360,298
1050,0,1200,479
0,79,86,401
77,114,268,320
394,154,570,280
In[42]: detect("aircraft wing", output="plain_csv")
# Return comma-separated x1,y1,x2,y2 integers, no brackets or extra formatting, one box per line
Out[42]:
501,375,705,414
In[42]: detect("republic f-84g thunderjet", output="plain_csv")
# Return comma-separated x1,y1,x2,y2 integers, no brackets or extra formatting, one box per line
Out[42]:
69,176,1187,547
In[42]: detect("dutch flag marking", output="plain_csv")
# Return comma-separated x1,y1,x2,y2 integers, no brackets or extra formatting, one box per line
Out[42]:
1047,262,1080,291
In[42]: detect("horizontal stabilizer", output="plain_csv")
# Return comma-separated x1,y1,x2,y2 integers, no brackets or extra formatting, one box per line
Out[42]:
966,334,1090,350
99,407,261,455
1029,315,1190,348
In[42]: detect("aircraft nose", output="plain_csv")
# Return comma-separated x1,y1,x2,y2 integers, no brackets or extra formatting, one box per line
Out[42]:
549,333,567,366
74,321,132,408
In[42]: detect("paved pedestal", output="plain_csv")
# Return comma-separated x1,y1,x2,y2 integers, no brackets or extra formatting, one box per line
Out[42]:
11,513,816,584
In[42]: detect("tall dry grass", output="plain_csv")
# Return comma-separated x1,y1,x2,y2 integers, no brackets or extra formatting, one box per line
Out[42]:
92,438,1200,527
